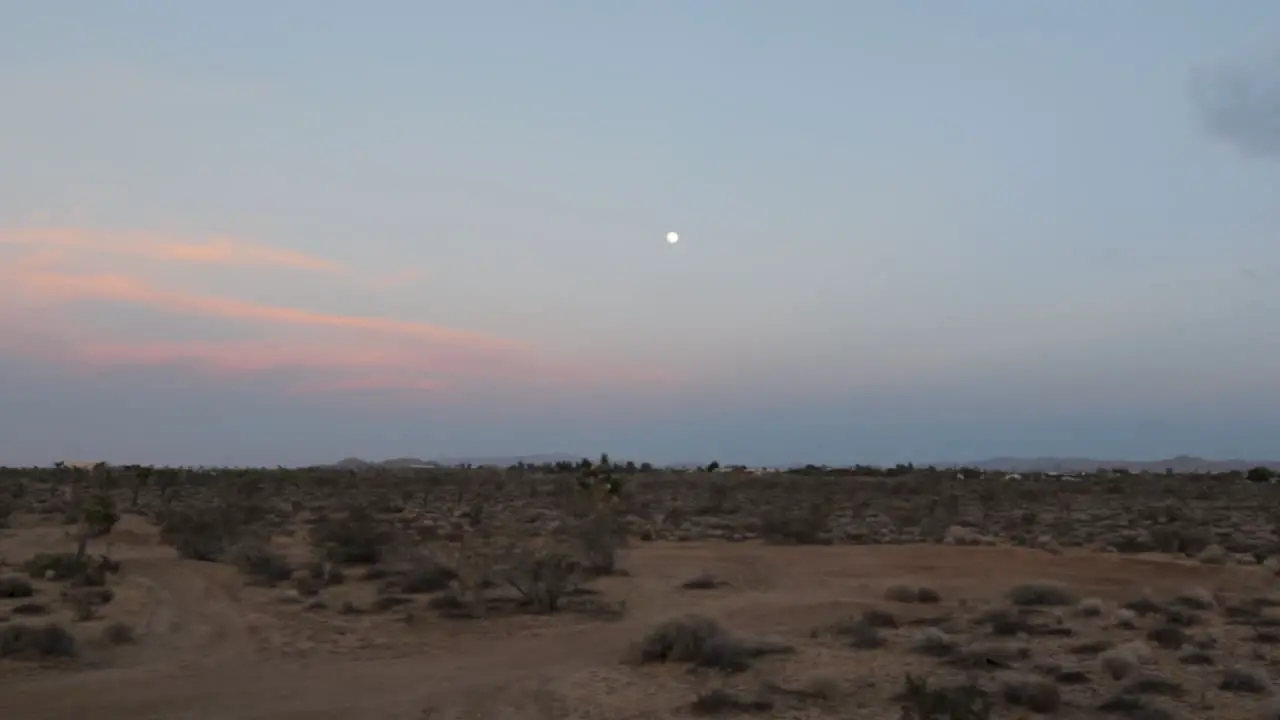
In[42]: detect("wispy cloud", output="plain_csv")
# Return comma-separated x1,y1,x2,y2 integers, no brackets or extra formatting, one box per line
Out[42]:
0,225,666,401
0,227,346,273
17,271,519,350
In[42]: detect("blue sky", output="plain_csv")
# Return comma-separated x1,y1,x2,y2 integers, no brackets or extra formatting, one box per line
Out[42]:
2,2,1279,467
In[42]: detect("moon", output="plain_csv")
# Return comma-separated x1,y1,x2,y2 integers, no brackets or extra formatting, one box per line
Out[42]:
666,231,679,244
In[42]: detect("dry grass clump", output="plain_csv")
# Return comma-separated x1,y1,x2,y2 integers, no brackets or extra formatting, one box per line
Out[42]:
1100,645,1145,680
1076,597,1104,617
884,583,941,604
625,615,793,671
1006,581,1076,607
999,673,1061,713
680,572,728,590
1122,673,1185,698
1146,624,1189,650
895,673,992,720
689,688,772,715
626,614,727,665
101,621,136,645
913,627,959,658
1096,693,1178,720
1170,586,1216,610
813,608,899,649
843,619,889,649
1220,666,1272,694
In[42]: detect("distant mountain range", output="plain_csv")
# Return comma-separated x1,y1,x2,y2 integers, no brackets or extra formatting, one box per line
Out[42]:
953,455,1280,473
327,454,581,469
326,453,1280,472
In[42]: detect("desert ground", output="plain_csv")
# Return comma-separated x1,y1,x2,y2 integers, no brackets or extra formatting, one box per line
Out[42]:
2,463,1280,719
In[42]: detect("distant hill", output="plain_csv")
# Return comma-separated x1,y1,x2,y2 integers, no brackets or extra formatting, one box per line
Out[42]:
434,453,581,466
325,453,581,469
957,455,1280,473
326,454,1280,473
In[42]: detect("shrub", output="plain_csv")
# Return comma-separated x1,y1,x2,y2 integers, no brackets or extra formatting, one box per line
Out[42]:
0,575,34,598
23,553,87,581
624,615,790,671
227,542,293,585
896,674,992,720
160,509,229,561
308,508,393,565
680,572,724,590
1007,582,1077,607
626,615,727,665
500,549,579,613
398,556,458,594
1220,666,1271,694
1000,674,1061,713
0,623,78,660
101,622,136,645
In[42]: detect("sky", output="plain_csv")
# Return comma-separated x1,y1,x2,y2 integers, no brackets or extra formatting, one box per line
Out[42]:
2,2,1280,467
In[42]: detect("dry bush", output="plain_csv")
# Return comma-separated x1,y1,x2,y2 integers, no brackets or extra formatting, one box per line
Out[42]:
689,687,772,715
1221,666,1272,694
159,507,233,561
63,586,113,621
999,673,1061,713
227,542,293,585
498,547,580,614
895,674,992,720
0,622,78,660
681,572,726,590
22,553,117,587
570,508,624,576
1074,598,1103,617
626,615,793,671
0,574,34,598
308,506,394,565
1100,645,1145,680
101,621,135,645
913,628,959,658
1007,582,1077,607
394,554,457,594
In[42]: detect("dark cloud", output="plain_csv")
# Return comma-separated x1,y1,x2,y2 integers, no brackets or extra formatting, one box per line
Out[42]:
1190,51,1280,159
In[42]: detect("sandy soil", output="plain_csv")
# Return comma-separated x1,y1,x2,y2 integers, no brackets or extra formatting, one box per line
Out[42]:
2,512,1277,720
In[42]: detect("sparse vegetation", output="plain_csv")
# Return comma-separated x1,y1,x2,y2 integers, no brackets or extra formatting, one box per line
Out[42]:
3,461,1280,717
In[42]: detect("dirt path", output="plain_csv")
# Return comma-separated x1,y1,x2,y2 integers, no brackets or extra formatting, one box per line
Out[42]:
1,542,1272,719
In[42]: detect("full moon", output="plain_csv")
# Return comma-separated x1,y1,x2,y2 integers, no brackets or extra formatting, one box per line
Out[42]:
665,231,679,244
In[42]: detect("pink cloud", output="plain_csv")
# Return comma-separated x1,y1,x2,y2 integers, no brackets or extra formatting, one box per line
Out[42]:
16,271,519,351
0,227,345,273
0,224,671,401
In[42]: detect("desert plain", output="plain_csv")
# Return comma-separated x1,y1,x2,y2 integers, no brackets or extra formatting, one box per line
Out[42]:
2,462,1280,719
